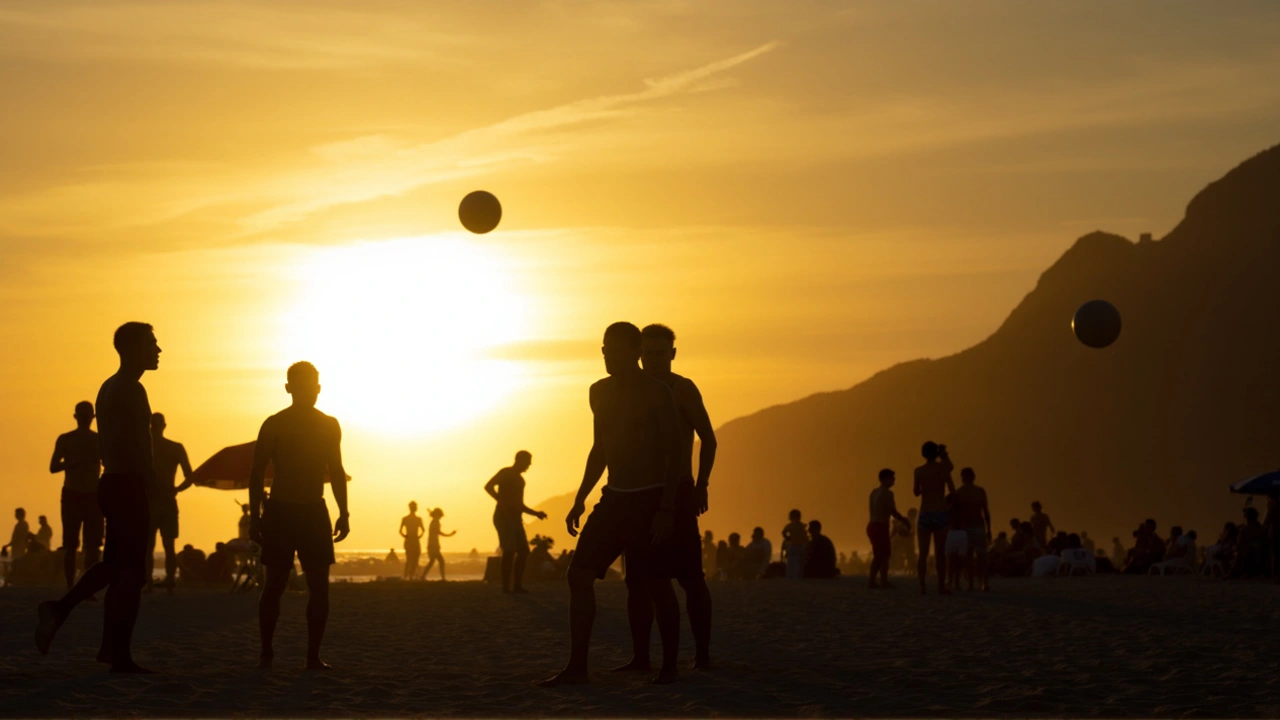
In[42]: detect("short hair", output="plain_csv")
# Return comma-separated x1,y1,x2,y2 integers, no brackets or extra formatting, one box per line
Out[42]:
789,508,801,520
603,322,642,350
287,361,319,384
15,507,25,517
921,441,939,459
74,401,94,416
961,467,975,480
151,412,165,423
1245,507,1259,522
515,450,532,463
641,324,676,344
409,501,418,509
808,519,822,531
1031,501,1042,509
878,468,894,481
39,515,47,522
113,322,154,353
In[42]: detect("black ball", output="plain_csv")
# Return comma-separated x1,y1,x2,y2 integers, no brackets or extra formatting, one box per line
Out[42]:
1072,300,1122,349
458,191,502,234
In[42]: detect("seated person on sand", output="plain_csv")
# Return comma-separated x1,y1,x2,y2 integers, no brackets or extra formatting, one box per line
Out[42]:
746,527,772,578
1047,531,1069,556
205,542,234,584
1231,508,1267,578
177,544,207,585
1057,533,1095,575
1210,523,1238,570
725,532,748,579
802,520,839,579
1165,526,1186,560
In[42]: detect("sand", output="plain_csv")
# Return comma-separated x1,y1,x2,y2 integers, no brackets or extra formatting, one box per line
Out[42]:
1,574,1278,717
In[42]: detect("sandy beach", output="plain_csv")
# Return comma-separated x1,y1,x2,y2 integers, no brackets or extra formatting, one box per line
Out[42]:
0,574,1277,717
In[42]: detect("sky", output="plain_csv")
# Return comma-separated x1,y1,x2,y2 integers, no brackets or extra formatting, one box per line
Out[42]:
2,1,1279,555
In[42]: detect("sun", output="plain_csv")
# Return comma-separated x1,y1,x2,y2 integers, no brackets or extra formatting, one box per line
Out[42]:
278,235,532,437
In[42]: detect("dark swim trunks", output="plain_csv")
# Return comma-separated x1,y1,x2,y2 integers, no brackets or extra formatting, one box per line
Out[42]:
649,481,703,579
260,499,336,570
493,509,529,554
571,487,665,580
61,488,104,551
918,511,950,532
99,473,150,575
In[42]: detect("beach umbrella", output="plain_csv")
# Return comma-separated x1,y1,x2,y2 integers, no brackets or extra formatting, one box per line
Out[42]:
1229,471,1280,496
190,441,351,490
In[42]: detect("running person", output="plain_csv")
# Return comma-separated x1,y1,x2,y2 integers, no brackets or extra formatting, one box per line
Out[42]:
147,413,193,592
49,401,103,589
615,323,716,672
400,502,425,581
539,322,684,687
420,508,455,580
484,451,547,593
37,322,162,673
249,361,350,670
914,441,955,596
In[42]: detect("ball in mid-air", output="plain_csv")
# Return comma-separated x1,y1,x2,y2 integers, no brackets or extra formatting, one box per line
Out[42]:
458,191,502,234
1072,300,1122,349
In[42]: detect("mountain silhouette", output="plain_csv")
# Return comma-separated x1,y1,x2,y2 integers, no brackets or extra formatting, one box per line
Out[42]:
708,143,1280,547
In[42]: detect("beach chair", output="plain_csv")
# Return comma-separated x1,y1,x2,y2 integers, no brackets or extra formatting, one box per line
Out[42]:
1057,549,1095,576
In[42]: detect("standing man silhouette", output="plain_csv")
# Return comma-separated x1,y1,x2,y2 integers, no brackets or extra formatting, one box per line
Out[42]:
539,322,684,687
147,413,193,592
37,322,161,673
400,502,425,580
615,323,716,672
49,401,103,589
914,441,955,596
485,451,547,593
249,361,350,670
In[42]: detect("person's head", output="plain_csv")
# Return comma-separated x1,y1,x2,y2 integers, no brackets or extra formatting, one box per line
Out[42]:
14,508,25,520
409,501,418,513
996,531,1007,541
1187,530,1198,541
1066,533,1081,549
215,542,226,551
1244,507,1260,523
789,509,801,522
1055,531,1067,540
961,467,975,485
38,515,48,526
729,532,741,547
1010,518,1020,531
430,508,444,519
1081,531,1090,539
717,540,727,549
513,450,532,472
73,401,94,429
640,324,677,375
601,322,642,375
878,468,896,488
150,412,167,436
703,530,713,542
1020,521,1033,534
1031,501,1042,513
808,519,823,537
921,441,940,461
1112,536,1120,543
113,322,161,372
1169,525,1183,538
286,361,321,407
183,543,194,551
752,527,764,541
241,504,250,515
1144,518,1157,532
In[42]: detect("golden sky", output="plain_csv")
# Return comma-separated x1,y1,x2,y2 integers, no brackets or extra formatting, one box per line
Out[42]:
3,1,1279,554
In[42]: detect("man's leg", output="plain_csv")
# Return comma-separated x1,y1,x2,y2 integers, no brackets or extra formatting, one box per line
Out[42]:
933,530,949,594
162,536,177,586
677,572,712,668
613,571,653,672
916,528,931,594
36,560,115,655
438,555,447,581
257,565,289,669
103,562,150,673
537,567,595,686
645,576,681,684
512,548,529,592
63,542,78,589
61,501,80,589
500,550,514,593
145,527,158,588
303,562,331,669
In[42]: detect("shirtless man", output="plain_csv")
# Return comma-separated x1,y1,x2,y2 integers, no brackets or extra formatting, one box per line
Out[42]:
615,323,716,672
868,469,910,589
1029,501,1055,549
147,413,194,591
947,468,991,591
37,322,161,673
539,322,684,687
249,361,350,670
49,401,103,589
484,451,547,593
400,502,425,581
914,441,955,596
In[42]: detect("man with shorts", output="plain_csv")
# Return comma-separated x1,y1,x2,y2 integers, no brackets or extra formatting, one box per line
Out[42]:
868,468,910,589
399,502,425,581
914,441,955,596
614,323,716,672
37,322,162,673
249,361,350,670
484,451,547,593
147,413,193,592
49,401,103,589
947,468,991,591
539,322,684,687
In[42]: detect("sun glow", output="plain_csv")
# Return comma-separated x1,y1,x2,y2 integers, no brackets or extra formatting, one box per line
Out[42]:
279,235,532,437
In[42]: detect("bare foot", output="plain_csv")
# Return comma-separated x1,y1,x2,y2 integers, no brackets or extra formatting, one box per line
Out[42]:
610,658,651,673
97,647,112,664
35,601,63,656
110,660,156,674
690,656,711,670
536,668,589,687
652,666,679,685
256,655,273,670
305,658,332,670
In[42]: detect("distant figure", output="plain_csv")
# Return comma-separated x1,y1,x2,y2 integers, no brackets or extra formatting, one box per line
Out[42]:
746,527,772,577
5,508,31,560
249,361,350,670
1080,531,1095,555
1231,507,1267,578
539,322,683,687
701,531,717,577
399,502,425,581
1029,502,1055,549
802,520,838,579
49,401,103,589
206,542,234,585
1110,536,1125,567
36,322,162,673
484,451,547,594
615,323,717,673
782,509,808,580
947,468,992,591
35,516,53,551
914,441,955,595
147,413,194,591
238,504,252,541
715,540,730,577
176,544,206,584
421,508,455,581
868,469,910,589
385,548,400,566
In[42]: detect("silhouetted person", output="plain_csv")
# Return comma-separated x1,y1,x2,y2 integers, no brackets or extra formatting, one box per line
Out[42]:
36,516,53,551
1029,502,1054,549
782,509,808,580
539,322,683,687
5,507,30,561
914,441,954,595
802,520,838,578
485,451,547,593
249,361,350,670
615,323,717,673
238,504,252,541
206,542,234,584
49,401,103,589
147,413,193,592
421,508,455,580
176,543,206,584
868,469,910,589
746,527,772,577
948,467,991,591
36,322,162,673
1232,507,1267,578
400,502,425,580
701,530,716,577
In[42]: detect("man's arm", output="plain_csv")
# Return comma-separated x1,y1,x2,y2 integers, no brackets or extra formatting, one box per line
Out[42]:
175,444,195,493
483,472,502,503
49,436,66,474
327,418,350,542
399,519,408,538
248,420,274,543
567,385,607,538
685,380,717,514
521,503,547,520
889,492,909,523
981,489,992,536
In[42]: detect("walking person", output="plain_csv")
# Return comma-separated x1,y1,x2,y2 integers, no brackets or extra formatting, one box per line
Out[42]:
484,451,547,593
146,413,193,592
867,469,910,589
48,401,103,589
914,441,955,595
400,502,424,581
